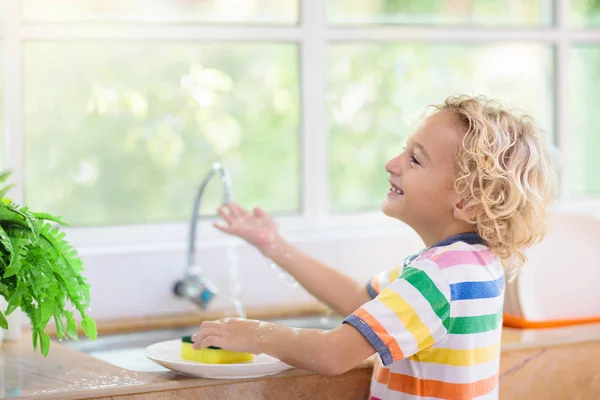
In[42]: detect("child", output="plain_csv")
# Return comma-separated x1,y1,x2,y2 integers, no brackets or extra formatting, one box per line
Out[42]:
192,95,556,399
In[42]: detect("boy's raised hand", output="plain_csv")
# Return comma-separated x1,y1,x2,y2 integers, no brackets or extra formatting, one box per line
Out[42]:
214,203,280,252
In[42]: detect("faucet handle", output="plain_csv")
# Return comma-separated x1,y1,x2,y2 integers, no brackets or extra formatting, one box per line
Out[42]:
173,275,219,309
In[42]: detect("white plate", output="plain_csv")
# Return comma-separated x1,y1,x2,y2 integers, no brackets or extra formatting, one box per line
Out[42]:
143,340,293,379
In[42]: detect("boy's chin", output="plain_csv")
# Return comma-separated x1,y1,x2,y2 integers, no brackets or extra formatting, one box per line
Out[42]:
381,200,404,221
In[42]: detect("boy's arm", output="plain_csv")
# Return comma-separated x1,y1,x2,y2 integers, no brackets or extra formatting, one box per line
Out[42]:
262,235,372,316
193,319,374,376
214,203,371,316
259,322,375,375
194,258,453,376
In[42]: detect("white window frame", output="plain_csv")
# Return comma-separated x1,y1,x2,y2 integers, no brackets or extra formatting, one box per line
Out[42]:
1,0,600,255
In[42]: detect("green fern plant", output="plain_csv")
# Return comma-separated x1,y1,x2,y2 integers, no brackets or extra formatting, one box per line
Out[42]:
0,171,97,356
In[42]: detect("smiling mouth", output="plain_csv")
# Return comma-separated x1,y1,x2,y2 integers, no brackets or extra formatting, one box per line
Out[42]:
388,182,404,195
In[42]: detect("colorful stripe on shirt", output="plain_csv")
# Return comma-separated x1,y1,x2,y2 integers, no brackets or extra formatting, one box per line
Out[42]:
347,235,503,399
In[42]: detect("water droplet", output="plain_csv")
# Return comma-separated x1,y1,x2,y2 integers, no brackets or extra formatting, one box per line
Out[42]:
319,308,334,327
266,259,298,287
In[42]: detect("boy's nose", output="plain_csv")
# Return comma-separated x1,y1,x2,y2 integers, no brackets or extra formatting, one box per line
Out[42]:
385,155,403,176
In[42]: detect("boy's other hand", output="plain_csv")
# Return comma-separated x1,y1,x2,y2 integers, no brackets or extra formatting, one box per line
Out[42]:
214,203,280,253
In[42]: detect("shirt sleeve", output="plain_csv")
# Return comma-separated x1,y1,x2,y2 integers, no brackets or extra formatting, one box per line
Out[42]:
366,266,402,299
346,258,451,366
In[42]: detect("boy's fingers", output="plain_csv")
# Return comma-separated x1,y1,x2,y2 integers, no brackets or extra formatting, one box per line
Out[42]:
224,203,239,218
229,203,250,218
200,320,221,329
192,327,222,349
217,207,233,224
253,207,266,217
213,222,233,234
198,335,224,350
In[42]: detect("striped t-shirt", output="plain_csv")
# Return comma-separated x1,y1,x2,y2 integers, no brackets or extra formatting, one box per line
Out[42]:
344,232,504,400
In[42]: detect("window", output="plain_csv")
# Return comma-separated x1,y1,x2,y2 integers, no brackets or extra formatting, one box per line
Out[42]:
0,45,3,166
1,1,599,240
570,45,600,195
571,0,600,27
328,43,553,211
24,42,300,226
570,1,600,197
0,5,4,167
22,0,298,24
327,0,552,26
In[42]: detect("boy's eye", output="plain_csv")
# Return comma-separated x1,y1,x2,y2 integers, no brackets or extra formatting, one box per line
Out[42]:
410,155,421,166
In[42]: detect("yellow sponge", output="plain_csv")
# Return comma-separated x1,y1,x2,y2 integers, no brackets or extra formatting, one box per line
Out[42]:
180,336,255,364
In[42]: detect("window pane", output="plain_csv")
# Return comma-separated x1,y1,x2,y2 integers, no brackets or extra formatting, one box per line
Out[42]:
571,0,600,27
327,0,552,26
570,46,600,195
24,43,300,226
0,45,3,169
328,43,553,212
23,0,298,24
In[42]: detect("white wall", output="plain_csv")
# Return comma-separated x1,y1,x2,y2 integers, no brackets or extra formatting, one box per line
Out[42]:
82,227,424,320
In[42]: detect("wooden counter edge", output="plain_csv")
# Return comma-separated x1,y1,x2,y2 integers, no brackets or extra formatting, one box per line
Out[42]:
45,302,330,337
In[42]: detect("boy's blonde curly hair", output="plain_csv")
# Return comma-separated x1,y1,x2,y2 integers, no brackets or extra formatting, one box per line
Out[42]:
432,95,556,276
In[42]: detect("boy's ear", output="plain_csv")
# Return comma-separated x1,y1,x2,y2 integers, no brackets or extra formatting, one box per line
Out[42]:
453,198,472,222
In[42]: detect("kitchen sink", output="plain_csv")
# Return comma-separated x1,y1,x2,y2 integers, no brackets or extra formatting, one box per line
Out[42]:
63,315,345,372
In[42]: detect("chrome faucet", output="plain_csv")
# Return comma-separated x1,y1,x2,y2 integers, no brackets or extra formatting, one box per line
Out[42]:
173,163,233,309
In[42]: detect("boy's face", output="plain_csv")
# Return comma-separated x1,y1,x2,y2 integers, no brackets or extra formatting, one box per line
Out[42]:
382,110,465,237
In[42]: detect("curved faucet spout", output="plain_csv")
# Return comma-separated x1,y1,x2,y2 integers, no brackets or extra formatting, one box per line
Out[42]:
186,163,233,270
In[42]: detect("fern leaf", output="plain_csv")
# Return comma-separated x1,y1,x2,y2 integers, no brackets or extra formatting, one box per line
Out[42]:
10,206,38,242
0,310,8,330
31,212,70,227
65,311,78,340
0,225,14,255
0,170,11,186
0,206,38,243
32,329,39,352
5,282,22,315
81,316,97,340
0,207,27,225
0,184,15,199
40,296,55,327
39,224,83,275
54,313,66,340
3,237,25,278
39,331,50,357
